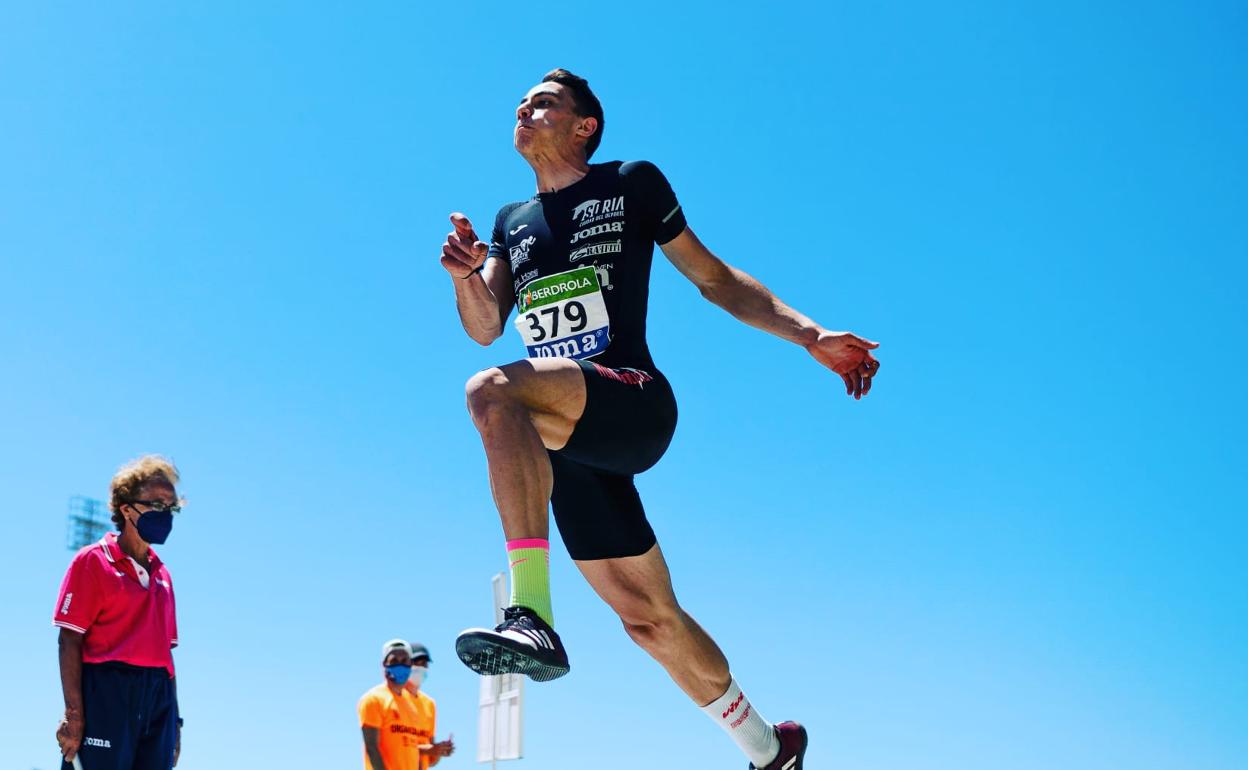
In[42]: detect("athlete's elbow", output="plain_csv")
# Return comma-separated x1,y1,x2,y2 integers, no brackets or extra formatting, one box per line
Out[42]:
698,280,740,314
466,326,502,346
693,262,739,306
695,277,725,305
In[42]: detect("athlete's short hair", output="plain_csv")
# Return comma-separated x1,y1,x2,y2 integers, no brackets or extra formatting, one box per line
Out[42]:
542,68,604,160
109,455,181,530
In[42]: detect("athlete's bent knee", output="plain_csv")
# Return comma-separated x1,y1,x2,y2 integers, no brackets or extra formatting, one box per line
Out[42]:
465,368,514,426
617,603,682,651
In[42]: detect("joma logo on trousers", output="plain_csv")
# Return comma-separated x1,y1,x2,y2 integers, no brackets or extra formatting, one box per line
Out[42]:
84,736,112,748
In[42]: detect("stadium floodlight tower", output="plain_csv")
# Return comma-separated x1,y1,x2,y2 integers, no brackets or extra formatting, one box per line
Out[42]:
67,496,109,551
477,572,525,767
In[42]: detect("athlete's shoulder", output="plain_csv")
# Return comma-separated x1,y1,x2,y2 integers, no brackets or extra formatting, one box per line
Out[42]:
618,159,667,180
619,159,659,173
495,200,528,216
618,160,679,195
493,200,530,224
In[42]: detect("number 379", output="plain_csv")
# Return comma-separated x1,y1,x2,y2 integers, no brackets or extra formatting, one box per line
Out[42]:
523,301,587,342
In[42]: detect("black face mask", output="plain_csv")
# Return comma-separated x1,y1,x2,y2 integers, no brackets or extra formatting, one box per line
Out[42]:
134,509,174,544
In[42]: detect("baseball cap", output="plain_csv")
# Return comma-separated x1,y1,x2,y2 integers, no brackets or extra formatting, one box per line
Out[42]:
381,639,411,661
381,638,433,663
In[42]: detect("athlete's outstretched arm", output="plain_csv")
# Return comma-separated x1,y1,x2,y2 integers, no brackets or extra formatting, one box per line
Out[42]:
660,227,881,398
441,213,514,345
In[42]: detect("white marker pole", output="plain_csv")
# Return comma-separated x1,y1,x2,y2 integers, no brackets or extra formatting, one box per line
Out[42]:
72,756,84,770
477,573,524,765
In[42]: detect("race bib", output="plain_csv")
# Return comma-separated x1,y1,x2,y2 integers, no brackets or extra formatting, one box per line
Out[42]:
514,266,610,360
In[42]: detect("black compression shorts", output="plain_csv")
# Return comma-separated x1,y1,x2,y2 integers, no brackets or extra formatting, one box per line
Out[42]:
549,360,677,560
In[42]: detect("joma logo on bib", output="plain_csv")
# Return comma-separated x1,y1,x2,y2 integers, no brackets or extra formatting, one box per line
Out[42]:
570,221,623,244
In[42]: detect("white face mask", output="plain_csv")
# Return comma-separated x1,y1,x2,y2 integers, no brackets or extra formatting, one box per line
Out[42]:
410,666,428,687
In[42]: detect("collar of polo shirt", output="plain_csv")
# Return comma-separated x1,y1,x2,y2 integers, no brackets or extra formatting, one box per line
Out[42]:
100,532,163,572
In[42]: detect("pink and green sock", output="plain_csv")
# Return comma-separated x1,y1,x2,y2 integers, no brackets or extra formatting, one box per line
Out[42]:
507,538,554,626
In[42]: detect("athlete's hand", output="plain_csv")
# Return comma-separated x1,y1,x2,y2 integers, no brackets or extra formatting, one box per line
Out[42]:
441,212,489,279
56,710,84,762
807,330,880,399
173,723,181,766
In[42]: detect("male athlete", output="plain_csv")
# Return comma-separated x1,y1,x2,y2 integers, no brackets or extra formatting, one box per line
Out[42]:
439,69,880,770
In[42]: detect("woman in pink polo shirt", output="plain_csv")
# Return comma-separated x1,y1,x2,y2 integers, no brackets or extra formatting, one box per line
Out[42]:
54,456,184,770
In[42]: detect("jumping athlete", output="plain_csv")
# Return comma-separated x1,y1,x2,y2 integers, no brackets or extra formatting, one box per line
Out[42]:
439,69,880,770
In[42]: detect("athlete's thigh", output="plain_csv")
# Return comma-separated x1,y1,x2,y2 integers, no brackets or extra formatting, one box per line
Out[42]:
574,543,682,622
550,454,656,559
496,357,587,448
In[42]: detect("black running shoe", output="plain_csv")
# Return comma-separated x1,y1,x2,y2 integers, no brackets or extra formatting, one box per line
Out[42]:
751,722,808,770
455,606,571,682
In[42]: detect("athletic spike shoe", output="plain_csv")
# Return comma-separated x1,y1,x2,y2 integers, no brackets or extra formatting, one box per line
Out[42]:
455,605,571,682
751,721,808,770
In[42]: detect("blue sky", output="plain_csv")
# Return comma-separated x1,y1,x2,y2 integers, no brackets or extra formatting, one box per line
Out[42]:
2,2,1245,769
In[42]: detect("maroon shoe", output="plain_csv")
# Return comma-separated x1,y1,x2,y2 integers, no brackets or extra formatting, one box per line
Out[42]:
751,721,808,770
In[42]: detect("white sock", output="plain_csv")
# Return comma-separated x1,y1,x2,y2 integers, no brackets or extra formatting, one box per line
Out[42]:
700,677,779,768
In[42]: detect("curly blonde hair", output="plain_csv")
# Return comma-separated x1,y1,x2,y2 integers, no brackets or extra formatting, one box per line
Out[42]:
109,455,181,531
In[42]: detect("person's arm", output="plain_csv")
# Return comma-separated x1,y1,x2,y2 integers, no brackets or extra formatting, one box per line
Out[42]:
56,628,85,761
362,727,387,770
442,212,515,345
660,227,880,398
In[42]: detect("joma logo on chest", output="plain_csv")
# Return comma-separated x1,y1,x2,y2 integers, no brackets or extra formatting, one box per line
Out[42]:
570,221,624,244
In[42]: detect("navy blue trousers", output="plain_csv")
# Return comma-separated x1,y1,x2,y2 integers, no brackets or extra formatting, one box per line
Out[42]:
63,662,178,770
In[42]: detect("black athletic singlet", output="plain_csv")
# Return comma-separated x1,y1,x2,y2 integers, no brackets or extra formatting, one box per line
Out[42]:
485,160,688,372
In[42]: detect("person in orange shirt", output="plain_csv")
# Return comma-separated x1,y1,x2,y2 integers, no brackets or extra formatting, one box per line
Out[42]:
358,639,454,770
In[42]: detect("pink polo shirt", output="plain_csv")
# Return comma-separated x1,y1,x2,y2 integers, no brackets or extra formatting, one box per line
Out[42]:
52,533,178,677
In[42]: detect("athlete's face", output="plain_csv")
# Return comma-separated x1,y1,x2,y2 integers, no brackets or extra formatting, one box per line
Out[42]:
514,82,594,160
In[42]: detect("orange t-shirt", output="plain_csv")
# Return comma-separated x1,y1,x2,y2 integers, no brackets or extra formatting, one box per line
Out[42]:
358,683,437,770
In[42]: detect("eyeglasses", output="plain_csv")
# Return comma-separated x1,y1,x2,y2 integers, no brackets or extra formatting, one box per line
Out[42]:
128,499,182,514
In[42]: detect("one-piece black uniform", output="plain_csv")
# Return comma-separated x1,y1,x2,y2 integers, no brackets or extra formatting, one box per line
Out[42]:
485,160,687,560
